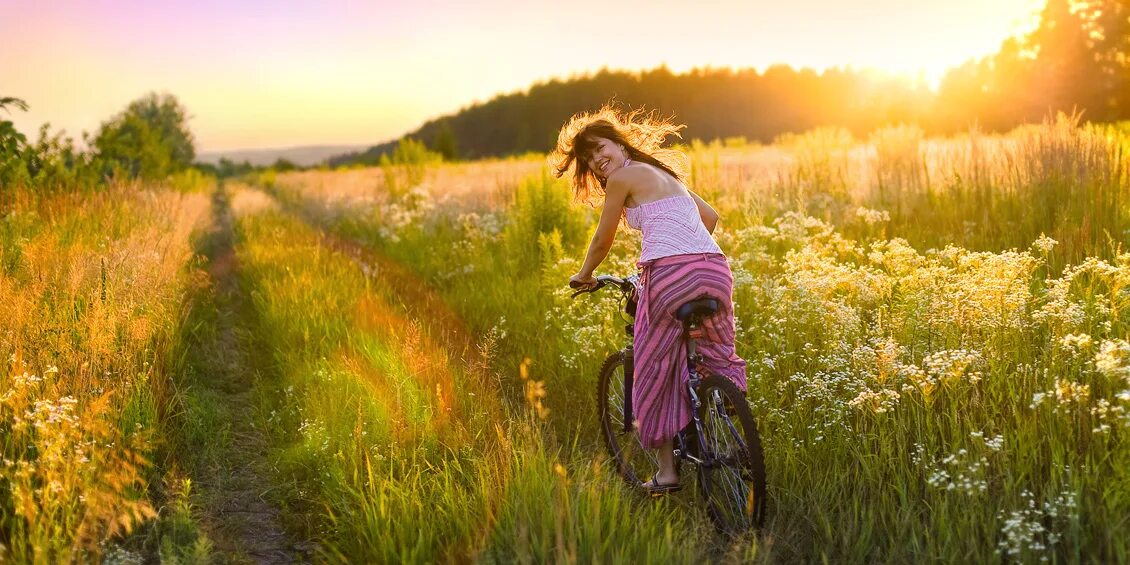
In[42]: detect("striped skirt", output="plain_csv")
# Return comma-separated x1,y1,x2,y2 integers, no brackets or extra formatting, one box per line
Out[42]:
633,253,747,449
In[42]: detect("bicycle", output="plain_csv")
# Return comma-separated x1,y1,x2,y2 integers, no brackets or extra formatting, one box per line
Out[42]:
570,274,767,533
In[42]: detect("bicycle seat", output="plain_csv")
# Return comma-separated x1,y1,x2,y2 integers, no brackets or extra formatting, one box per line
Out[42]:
675,298,720,322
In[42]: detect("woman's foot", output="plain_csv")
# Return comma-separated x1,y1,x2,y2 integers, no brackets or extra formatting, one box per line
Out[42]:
641,474,682,495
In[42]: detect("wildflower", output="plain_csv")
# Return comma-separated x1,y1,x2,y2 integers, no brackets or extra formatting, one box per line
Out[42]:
1031,234,1058,254
1095,339,1130,380
1059,333,1093,353
1091,397,1130,432
847,388,900,414
924,447,990,495
1053,379,1090,405
996,489,1077,560
524,380,549,419
922,349,984,385
855,206,890,225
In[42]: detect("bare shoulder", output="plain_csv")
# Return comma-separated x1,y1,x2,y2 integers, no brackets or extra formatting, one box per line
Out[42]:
607,162,663,187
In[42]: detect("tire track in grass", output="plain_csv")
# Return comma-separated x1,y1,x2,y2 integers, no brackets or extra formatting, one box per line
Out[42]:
189,183,313,562
255,187,512,559
273,191,500,415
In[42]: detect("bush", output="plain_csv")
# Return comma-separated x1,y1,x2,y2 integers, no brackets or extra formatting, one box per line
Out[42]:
502,169,590,269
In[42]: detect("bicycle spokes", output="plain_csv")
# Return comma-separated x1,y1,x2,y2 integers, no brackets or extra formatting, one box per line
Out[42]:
697,379,762,532
599,354,658,486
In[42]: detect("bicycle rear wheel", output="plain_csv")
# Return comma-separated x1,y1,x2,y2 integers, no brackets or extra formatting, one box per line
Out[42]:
694,373,767,533
597,351,657,486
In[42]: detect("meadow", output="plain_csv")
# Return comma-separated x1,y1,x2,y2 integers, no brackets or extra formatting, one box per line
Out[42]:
1,114,1128,562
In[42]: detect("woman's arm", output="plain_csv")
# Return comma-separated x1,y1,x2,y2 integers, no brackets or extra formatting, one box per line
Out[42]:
573,176,630,285
689,190,720,234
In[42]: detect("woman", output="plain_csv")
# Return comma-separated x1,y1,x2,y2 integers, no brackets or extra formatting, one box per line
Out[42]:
551,106,747,493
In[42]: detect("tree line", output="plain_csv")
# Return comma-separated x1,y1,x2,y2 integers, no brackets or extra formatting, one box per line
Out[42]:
331,0,1130,165
0,92,198,199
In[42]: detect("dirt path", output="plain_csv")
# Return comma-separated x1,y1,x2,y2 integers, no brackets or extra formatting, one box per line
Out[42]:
192,184,312,563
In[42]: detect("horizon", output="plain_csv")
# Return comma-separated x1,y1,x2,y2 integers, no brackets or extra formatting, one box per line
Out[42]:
4,0,1043,153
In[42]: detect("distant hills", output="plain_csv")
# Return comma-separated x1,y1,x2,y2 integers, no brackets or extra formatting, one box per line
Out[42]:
198,144,367,167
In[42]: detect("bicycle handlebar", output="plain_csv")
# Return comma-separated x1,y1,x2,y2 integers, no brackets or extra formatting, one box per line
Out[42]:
569,275,634,299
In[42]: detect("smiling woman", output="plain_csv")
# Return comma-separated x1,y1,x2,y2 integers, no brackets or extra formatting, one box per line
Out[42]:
551,104,747,494
551,106,688,208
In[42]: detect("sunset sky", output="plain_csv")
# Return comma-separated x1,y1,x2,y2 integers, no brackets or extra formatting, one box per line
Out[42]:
3,0,1044,153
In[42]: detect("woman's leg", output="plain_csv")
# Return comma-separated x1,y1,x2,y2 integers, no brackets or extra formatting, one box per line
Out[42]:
654,438,677,484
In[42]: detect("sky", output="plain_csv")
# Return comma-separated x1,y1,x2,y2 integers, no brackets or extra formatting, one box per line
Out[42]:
2,0,1045,153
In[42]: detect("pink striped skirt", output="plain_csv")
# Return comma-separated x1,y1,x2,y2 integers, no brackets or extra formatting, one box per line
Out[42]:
633,253,748,449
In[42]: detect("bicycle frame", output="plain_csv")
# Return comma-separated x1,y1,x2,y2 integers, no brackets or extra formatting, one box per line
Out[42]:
572,275,747,466
577,274,766,531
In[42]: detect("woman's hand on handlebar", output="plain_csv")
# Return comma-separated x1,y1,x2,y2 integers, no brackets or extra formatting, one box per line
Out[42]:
569,272,598,290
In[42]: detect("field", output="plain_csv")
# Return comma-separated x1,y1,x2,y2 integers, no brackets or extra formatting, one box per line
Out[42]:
2,115,1129,562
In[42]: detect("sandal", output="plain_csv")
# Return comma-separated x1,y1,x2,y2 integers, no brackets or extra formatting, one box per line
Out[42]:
641,475,682,495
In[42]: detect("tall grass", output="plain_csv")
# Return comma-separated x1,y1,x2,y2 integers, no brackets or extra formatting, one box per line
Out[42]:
263,116,1130,561
0,184,210,561
228,200,712,561
7,112,1122,560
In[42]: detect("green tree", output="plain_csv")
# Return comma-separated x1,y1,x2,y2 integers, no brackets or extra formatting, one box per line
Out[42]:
0,97,29,155
1022,0,1099,116
217,157,255,179
1074,0,1130,118
93,92,195,181
0,97,31,199
271,158,298,172
431,121,459,161
1,97,30,176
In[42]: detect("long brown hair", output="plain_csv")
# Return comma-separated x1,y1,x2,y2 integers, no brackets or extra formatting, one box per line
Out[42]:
550,104,688,206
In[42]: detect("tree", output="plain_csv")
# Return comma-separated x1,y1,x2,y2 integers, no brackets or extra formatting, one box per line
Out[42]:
1,97,29,159
1,97,31,190
431,120,458,161
271,158,298,172
93,92,195,181
1075,0,1130,118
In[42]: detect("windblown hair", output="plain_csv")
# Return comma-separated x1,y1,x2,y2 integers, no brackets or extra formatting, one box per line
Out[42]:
550,104,688,206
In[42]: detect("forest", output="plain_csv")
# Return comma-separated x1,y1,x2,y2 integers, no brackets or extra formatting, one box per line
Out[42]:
331,0,1130,164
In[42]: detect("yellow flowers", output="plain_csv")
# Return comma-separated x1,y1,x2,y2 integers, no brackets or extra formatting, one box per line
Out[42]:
1054,379,1091,404
519,357,549,420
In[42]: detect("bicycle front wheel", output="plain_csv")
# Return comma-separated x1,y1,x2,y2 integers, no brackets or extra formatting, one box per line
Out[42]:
694,373,767,533
597,351,657,486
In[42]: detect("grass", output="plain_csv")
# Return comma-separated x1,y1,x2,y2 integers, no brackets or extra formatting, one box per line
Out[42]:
0,183,211,562
2,113,1127,561
262,114,1129,562
224,197,715,561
